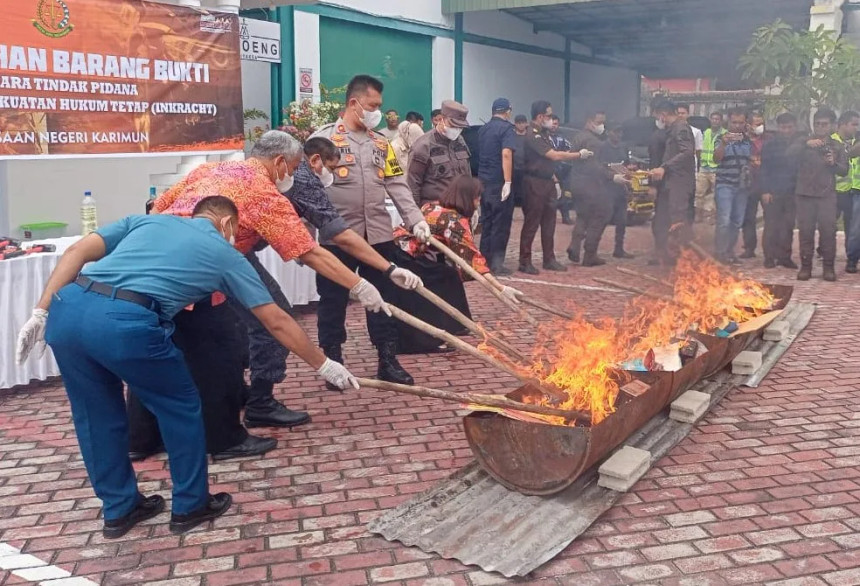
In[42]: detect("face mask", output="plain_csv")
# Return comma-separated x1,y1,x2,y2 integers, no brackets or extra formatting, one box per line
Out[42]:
471,209,480,231
221,219,236,247
356,102,382,130
443,127,463,141
542,118,554,130
276,163,295,193
754,125,765,136
655,119,666,130
317,166,334,188
593,124,605,135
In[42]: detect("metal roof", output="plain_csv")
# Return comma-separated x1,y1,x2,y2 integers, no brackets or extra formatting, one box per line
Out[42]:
448,0,814,83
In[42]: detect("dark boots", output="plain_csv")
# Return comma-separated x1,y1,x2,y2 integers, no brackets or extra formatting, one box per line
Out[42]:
847,260,858,274
797,261,812,281
582,252,606,267
243,379,310,428
823,262,837,282
377,341,413,385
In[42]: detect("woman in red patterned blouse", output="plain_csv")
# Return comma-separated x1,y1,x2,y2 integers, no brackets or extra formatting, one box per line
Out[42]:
393,176,522,353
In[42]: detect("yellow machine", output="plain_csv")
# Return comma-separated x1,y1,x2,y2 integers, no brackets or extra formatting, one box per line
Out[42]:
629,170,651,193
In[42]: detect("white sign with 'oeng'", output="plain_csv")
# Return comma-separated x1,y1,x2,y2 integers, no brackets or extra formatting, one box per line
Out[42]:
239,17,281,63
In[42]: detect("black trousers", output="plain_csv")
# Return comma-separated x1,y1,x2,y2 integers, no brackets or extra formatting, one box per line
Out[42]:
652,187,692,258
797,194,837,265
742,193,762,253
569,190,613,256
228,252,293,392
611,187,628,251
762,193,796,263
128,299,248,454
837,191,855,256
317,242,399,349
479,182,515,271
518,176,558,266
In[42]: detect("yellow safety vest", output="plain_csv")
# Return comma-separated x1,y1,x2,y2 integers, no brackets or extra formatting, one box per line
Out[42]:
701,127,726,170
832,132,860,192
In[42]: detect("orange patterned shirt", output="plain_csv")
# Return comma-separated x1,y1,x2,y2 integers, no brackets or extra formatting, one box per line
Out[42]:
153,158,317,261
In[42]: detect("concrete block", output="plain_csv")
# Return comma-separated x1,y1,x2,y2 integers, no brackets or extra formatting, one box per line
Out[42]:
670,390,710,423
732,350,762,375
764,320,790,342
598,446,651,492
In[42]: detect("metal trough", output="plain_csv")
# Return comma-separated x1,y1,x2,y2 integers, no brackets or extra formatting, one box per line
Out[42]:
462,285,793,496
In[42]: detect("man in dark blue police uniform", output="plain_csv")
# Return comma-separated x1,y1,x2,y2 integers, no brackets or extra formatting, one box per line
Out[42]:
477,97,518,275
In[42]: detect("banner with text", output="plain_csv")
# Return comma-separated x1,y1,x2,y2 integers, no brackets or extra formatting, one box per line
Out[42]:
0,0,244,157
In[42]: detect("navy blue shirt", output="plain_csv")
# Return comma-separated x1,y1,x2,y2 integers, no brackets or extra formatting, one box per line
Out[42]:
284,160,348,241
715,137,753,187
477,116,518,186
83,215,273,321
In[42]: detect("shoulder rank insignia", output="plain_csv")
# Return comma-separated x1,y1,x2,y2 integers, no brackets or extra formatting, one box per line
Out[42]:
337,124,346,133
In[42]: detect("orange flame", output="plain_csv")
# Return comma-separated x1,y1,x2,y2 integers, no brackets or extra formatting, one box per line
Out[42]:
513,250,775,427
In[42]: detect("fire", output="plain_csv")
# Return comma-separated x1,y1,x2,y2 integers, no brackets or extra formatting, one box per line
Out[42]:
510,250,776,427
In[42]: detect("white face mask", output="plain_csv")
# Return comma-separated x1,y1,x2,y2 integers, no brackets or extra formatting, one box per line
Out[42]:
317,166,334,188
221,219,236,247
541,118,554,130
471,209,480,231
276,168,295,193
655,119,666,130
443,127,463,141
356,101,382,130
754,124,765,136
592,124,605,135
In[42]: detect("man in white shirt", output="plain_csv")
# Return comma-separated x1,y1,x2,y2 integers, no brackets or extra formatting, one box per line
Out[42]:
678,104,703,223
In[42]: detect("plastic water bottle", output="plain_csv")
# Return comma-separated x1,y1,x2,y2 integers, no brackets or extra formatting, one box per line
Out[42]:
146,186,157,215
81,190,98,236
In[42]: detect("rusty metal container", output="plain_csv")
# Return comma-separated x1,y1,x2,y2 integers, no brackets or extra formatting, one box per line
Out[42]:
463,285,793,496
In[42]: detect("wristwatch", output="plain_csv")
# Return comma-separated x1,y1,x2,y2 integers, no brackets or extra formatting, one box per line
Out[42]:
385,263,398,277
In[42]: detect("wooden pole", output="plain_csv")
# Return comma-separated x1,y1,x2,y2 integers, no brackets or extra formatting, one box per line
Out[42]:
518,296,575,320
427,236,538,326
615,266,674,289
413,285,527,362
592,277,675,303
356,378,592,425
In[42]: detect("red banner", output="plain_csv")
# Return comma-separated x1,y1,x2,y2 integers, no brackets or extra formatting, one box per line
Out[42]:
0,0,244,157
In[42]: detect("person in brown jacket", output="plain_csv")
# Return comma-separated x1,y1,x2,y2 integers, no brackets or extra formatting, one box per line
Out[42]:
790,107,849,281
649,99,696,265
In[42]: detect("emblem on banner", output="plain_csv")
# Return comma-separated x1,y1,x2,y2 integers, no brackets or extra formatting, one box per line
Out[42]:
33,0,74,38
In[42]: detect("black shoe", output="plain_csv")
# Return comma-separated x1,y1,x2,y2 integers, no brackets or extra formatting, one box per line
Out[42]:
582,254,607,267
169,493,232,535
129,445,164,463
377,342,414,385
719,256,741,266
740,250,756,259
542,260,567,272
561,217,574,225
824,265,837,282
797,265,812,281
518,263,539,275
647,258,661,266
493,266,513,276
322,345,344,391
567,249,581,263
244,400,311,429
103,494,165,539
211,435,277,462
847,261,858,274
763,258,776,269
613,250,635,259
778,259,799,269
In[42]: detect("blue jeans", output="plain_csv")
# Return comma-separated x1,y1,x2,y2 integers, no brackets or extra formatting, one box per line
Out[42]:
45,283,208,520
847,192,860,262
715,184,749,258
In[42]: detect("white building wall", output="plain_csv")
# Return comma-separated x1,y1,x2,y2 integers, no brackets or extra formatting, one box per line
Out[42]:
462,43,565,124
433,38,456,107
294,10,322,103
329,0,451,27
569,62,640,126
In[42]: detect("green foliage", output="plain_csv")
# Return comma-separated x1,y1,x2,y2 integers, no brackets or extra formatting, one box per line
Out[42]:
738,20,860,121
243,109,270,143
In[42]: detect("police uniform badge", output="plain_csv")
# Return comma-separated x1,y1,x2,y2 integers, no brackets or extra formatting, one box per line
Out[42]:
383,144,404,177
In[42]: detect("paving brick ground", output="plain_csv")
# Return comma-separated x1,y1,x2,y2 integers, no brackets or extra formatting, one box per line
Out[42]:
3,210,860,585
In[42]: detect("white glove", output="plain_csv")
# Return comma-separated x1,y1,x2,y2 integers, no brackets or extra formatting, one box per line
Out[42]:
390,266,423,290
501,182,512,202
350,278,392,316
613,174,630,185
16,309,49,364
317,358,360,390
501,286,523,304
412,220,431,243
579,149,594,160
555,183,562,199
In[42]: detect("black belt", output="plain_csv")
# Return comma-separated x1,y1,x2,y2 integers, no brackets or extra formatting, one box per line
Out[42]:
75,276,160,313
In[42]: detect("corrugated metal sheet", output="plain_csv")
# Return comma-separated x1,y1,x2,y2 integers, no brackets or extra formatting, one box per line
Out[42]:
368,302,816,578
442,0,597,14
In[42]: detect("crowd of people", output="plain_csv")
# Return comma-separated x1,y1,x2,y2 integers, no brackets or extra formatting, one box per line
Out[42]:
13,70,856,539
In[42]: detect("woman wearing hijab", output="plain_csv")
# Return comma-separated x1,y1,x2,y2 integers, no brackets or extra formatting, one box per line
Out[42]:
392,176,522,353
391,120,425,173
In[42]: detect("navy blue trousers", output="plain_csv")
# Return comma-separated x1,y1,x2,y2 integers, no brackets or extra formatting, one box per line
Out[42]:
479,182,515,271
45,283,208,520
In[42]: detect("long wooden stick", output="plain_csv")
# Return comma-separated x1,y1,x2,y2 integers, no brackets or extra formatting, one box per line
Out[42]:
592,277,675,303
427,236,538,326
615,266,674,289
518,296,575,320
357,378,592,425
413,285,527,362
687,241,718,264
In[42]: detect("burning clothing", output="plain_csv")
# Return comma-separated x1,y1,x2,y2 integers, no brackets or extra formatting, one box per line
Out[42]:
394,203,490,277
